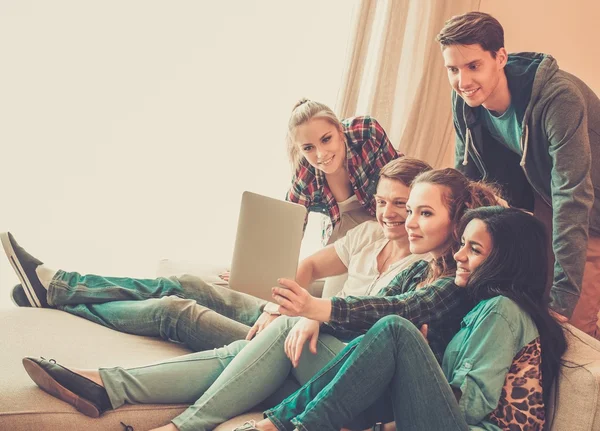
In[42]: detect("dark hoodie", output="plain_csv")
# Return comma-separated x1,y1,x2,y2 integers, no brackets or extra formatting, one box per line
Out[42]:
453,52,600,318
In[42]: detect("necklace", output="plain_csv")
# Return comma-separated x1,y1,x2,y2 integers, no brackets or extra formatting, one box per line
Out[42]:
378,247,397,273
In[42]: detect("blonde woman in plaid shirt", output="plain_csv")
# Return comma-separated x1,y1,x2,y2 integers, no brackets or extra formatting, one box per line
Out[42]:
285,99,401,246
284,99,401,298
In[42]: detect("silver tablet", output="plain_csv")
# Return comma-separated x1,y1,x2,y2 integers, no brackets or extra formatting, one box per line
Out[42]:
228,191,307,302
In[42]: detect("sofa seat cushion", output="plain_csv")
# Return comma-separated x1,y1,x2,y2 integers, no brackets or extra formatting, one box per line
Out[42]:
0,307,193,431
3,309,600,430
548,323,600,430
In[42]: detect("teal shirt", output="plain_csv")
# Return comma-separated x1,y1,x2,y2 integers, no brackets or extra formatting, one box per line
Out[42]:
442,296,539,430
481,105,523,156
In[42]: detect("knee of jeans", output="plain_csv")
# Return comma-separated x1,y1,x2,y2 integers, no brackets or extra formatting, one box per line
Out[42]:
155,295,199,319
223,339,250,356
209,339,250,359
374,314,416,337
177,273,207,287
270,315,299,333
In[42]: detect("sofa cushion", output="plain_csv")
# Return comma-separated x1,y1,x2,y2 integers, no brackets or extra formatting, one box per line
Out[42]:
3,308,600,430
0,307,193,431
547,323,600,431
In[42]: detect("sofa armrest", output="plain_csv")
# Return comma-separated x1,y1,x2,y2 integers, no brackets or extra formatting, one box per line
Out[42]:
547,323,600,430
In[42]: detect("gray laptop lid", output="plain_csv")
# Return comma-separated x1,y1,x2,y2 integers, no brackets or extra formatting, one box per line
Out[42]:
228,191,307,302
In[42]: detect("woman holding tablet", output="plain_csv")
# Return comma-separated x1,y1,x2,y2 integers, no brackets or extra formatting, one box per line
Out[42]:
250,207,567,431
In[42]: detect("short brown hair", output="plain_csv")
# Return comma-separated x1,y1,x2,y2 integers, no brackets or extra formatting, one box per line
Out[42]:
379,157,432,187
436,12,504,57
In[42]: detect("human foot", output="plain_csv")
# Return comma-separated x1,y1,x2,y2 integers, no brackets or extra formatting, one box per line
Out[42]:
71,367,105,387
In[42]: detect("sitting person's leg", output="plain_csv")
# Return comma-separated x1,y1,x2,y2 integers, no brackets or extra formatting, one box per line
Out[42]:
62,295,251,351
51,273,265,326
22,339,249,417
263,336,391,431
23,315,345,430
3,232,266,328
263,315,467,431
101,339,251,408
166,316,345,431
48,271,193,305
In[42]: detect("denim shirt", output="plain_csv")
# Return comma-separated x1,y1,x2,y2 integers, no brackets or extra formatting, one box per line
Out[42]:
441,296,539,430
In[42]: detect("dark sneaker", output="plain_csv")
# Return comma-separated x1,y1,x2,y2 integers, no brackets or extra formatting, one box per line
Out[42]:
0,232,48,307
11,284,32,307
22,357,112,417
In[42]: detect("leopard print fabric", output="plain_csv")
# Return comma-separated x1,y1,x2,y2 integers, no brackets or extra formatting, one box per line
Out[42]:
488,337,545,431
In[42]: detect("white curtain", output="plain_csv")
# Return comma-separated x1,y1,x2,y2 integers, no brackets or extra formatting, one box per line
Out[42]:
336,0,481,168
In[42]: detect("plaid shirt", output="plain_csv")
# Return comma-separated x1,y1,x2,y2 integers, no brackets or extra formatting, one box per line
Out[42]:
324,260,475,364
286,116,401,244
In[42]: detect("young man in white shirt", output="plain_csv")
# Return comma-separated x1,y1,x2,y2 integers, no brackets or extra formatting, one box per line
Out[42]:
2,157,431,350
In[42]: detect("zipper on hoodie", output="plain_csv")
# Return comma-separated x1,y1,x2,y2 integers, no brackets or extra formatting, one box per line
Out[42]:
461,107,488,179
519,124,551,207
466,129,487,179
518,53,552,208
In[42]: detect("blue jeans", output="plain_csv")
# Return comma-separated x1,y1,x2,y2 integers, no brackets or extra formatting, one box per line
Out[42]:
265,315,469,431
47,271,265,351
98,316,346,431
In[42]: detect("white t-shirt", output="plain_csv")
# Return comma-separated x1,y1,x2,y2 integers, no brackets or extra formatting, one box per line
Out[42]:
333,220,427,298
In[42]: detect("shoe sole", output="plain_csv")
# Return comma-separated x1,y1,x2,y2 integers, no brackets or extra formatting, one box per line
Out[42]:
0,233,41,307
22,358,101,418
10,285,24,307
9,285,19,307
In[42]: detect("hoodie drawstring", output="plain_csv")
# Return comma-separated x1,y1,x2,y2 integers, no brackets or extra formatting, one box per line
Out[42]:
462,128,472,166
520,125,529,167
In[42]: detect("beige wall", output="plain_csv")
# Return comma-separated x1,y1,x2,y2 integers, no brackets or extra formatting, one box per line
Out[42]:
480,0,600,93
0,1,357,307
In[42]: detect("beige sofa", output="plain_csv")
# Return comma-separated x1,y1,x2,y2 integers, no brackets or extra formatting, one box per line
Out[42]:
1,262,600,430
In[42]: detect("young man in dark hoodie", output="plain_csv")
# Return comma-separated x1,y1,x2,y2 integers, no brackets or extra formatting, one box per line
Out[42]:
437,11,600,338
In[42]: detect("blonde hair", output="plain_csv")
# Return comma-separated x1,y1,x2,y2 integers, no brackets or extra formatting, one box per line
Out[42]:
286,98,344,171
